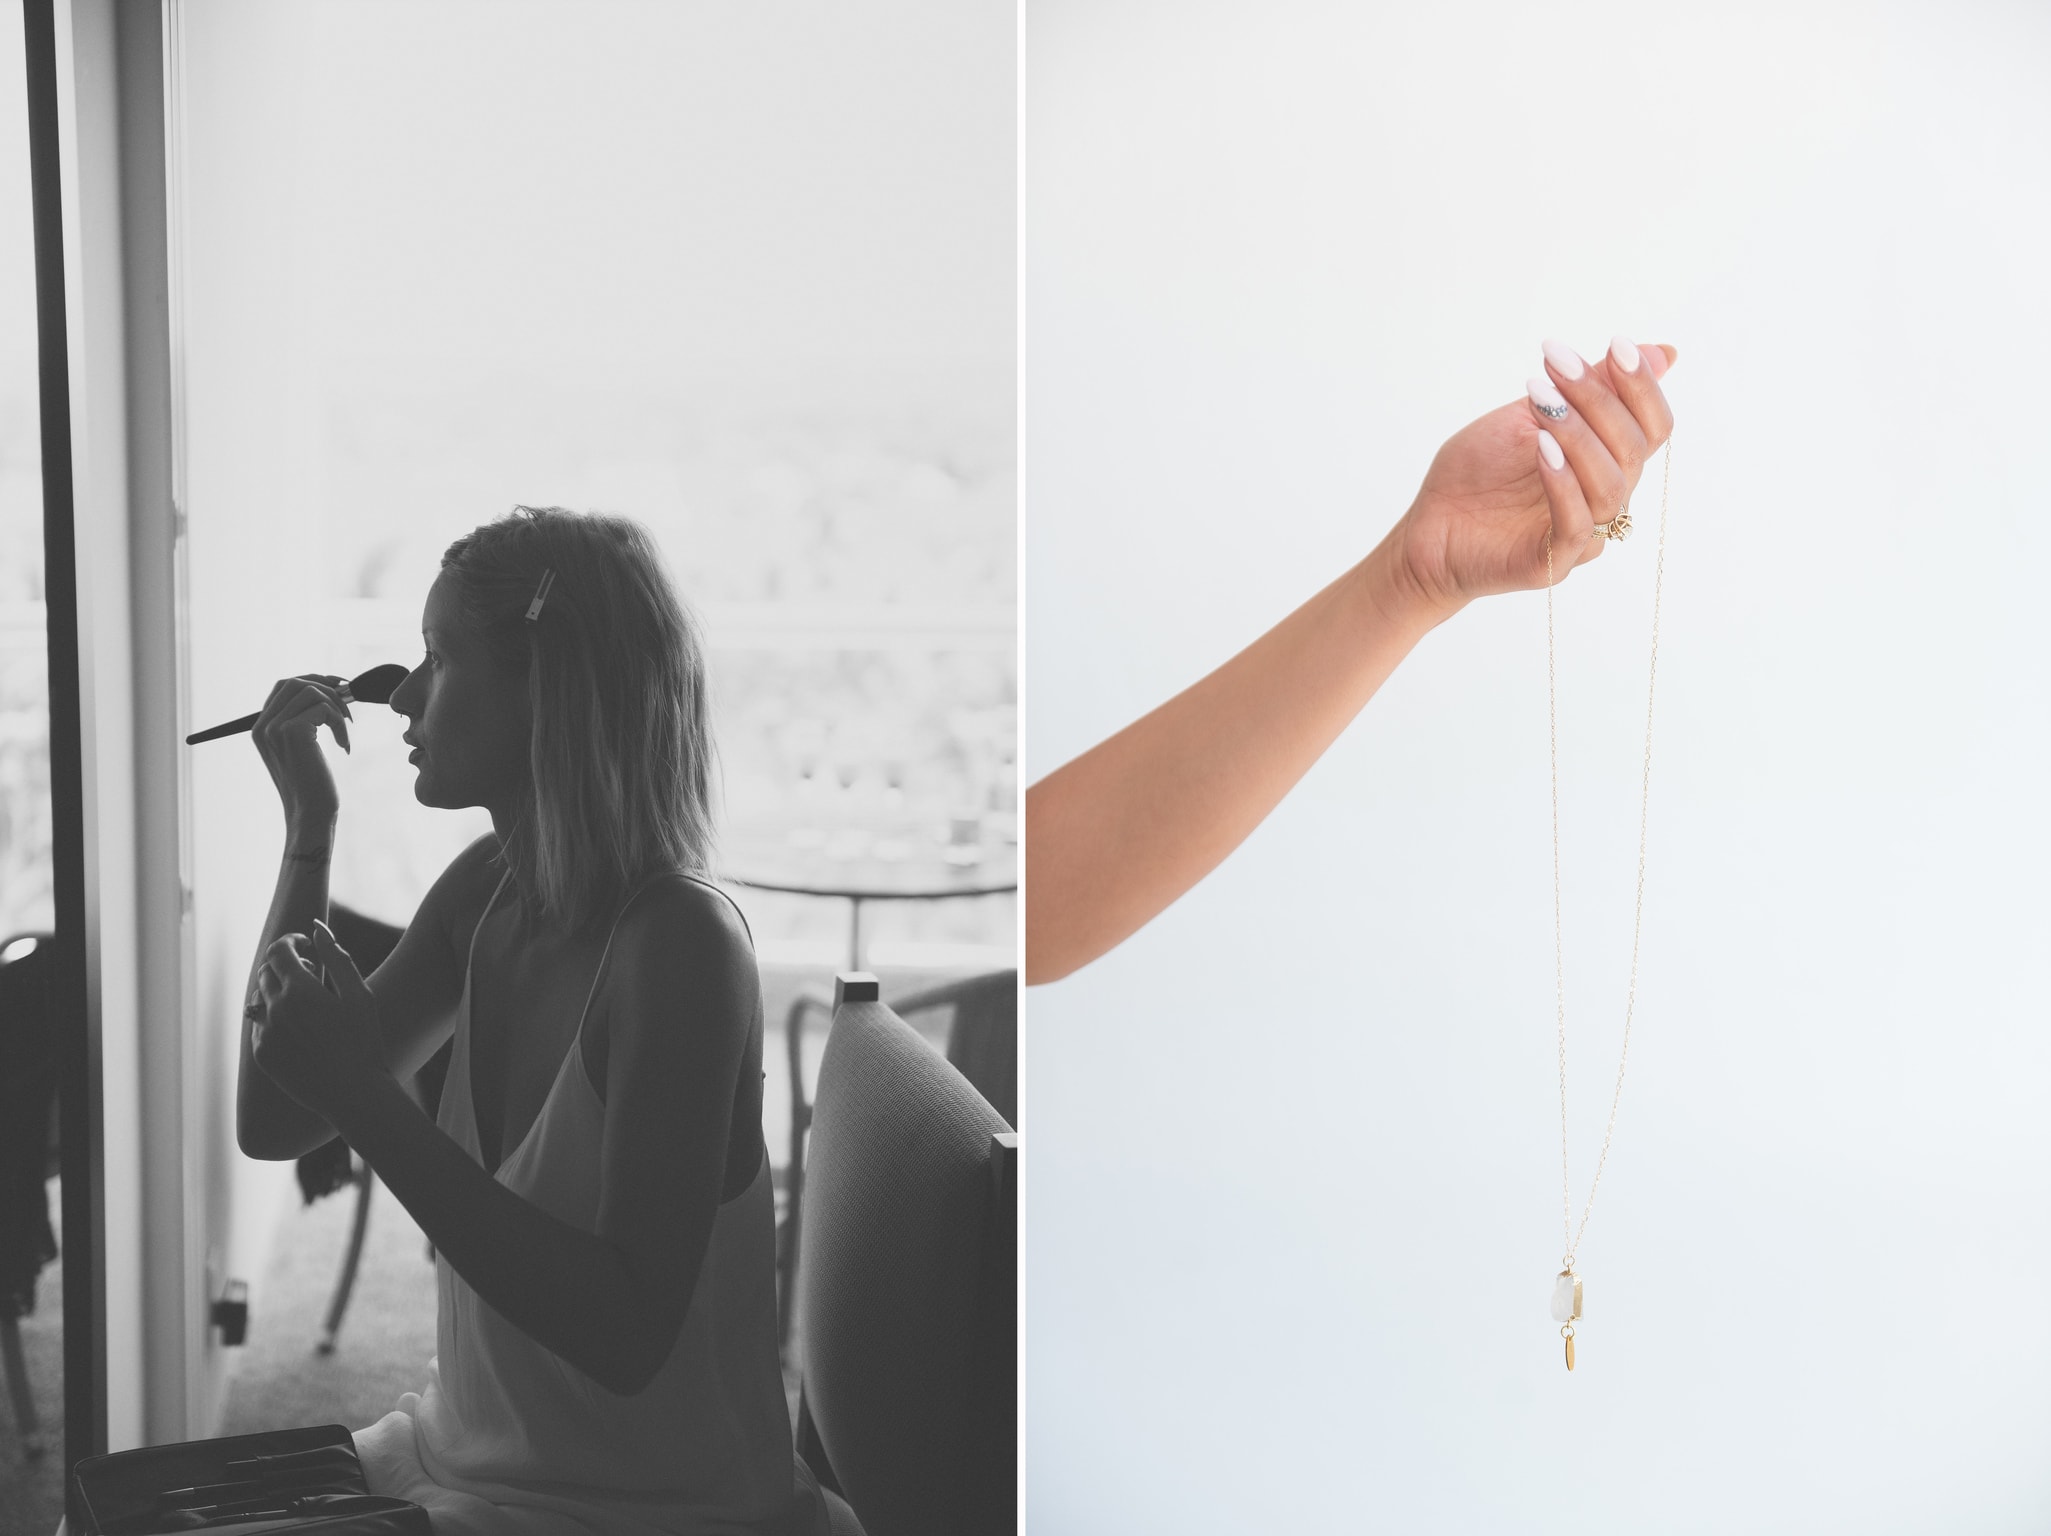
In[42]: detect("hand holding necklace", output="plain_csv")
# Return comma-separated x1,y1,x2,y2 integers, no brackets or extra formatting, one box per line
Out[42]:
1381,337,1676,621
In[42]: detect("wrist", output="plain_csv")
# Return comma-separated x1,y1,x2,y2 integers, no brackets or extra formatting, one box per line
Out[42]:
1354,530,1465,641
324,1065,404,1145
284,810,337,857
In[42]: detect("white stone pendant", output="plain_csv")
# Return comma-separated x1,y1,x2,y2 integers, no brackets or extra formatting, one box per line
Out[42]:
1550,1269,1583,1325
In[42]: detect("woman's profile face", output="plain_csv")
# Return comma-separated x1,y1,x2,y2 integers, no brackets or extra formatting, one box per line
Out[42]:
387,569,533,815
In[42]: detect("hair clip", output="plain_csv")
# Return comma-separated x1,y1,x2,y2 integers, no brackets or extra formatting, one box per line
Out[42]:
525,568,556,621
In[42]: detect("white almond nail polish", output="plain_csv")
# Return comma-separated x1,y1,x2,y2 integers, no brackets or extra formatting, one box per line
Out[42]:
1537,429,1565,470
1527,376,1569,420
1541,337,1585,381
1610,334,1641,373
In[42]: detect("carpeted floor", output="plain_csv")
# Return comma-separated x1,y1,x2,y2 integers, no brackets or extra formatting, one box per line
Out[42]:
216,1171,441,1440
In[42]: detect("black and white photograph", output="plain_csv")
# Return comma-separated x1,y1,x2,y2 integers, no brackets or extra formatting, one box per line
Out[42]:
3,3,1012,1533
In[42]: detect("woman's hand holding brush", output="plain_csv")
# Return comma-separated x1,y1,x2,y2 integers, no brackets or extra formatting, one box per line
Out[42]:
251,674,355,837
201,661,407,837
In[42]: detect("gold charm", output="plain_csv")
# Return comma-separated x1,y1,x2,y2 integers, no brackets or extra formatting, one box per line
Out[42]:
1563,1327,1576,1371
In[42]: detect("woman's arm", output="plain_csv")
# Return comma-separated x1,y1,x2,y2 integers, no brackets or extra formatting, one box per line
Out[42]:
588,880,754,1382
1026,338,1676,984
236,836,337,1159
236,674,353,1159
254,880,751,1396
321,1071,684,1396
1027,546,1445,984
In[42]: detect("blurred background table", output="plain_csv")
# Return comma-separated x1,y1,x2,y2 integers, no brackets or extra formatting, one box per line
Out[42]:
722,831,1017,972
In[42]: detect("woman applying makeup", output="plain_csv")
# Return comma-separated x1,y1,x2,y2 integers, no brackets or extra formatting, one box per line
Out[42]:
236,507,804,1535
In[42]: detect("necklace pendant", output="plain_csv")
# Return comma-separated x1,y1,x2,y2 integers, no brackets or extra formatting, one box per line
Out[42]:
1551,1269,1582,1370
1549,1269,1583,1325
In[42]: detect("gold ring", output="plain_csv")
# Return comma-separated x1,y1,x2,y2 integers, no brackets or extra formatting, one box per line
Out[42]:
1594,507,1632,541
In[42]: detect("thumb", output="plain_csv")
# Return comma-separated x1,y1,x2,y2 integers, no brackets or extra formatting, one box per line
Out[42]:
1644,343,1678,380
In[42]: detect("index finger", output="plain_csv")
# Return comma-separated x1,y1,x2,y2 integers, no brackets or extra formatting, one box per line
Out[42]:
266,932,315,971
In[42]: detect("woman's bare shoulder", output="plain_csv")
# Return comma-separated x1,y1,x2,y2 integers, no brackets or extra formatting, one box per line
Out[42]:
583,873,755,1080
429,832,508,957
451,830,506,889
620,871,753,958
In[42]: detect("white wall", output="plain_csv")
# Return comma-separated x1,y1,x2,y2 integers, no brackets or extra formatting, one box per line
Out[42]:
1024,3,2051,1531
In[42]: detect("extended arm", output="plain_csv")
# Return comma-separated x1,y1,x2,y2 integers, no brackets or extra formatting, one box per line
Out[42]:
1026,338,1676,984
1026,545,1446,984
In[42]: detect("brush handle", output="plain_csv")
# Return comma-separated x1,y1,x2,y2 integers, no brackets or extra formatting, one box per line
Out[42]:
185,711,261,745
186,684,362,746
186,668,398,747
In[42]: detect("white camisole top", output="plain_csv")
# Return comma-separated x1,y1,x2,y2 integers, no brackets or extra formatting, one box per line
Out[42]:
353,866,802,1535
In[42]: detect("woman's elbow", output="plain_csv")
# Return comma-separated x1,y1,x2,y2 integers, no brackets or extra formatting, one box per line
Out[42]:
590,1352,656,1399
593,1310,685,1398
596,1359,655,1399
234,1100,322,1161
233,1103,279,1160
235,1123,298,1162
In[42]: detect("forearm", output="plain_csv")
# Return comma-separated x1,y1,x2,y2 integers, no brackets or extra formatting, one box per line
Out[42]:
1026,536,1456,983
330,1072,672,1396
236,819,339,1159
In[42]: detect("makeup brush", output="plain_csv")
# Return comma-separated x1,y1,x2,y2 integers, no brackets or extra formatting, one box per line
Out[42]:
185,663,410,746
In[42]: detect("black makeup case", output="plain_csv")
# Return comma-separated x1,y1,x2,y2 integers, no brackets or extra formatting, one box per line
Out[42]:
68,1423,430,1536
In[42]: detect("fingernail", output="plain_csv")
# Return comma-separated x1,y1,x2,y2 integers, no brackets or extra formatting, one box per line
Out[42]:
1537,428,1565,471
1527,377,1569,420
1610,334,1641,374
1541,337,1584,381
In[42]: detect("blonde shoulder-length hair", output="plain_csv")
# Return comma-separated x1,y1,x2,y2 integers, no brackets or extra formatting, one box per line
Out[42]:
442,506,717,937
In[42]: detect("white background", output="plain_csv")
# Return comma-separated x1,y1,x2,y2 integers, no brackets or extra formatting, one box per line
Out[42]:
1024,2,2051,1530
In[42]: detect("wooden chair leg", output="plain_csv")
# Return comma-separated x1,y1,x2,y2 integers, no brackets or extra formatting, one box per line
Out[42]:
317,1161,375,1355
0,1312,44,1459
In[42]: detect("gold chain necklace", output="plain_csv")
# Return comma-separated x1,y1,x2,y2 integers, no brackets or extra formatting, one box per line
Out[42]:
1542,434,1671,1372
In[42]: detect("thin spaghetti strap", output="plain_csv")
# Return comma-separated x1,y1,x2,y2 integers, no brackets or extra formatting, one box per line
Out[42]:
568,871,753,1044
677,871,756,947
468,865,514,979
